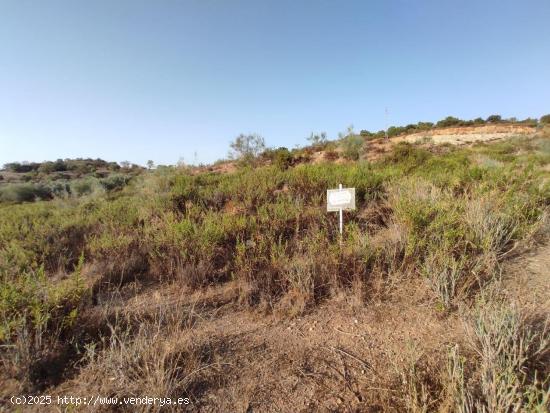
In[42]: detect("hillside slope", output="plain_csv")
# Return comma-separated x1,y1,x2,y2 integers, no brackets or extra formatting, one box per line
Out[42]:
366,124,537,161
1,130,549,412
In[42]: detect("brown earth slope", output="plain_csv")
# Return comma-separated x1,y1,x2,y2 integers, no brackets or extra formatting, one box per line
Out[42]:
37,236,548,412
367,124,537,161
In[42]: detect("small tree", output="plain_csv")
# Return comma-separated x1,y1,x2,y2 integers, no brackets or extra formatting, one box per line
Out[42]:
307,132,328,148
146,160,154,170
436,116,462,128
52,158,67,171
519,118,538,127
486,114,502,123
339,125,364,160
107,162,121,171
416,122,434,131
269,147,293,169
229,133,265,164
539,114,550,125
100,175,130,192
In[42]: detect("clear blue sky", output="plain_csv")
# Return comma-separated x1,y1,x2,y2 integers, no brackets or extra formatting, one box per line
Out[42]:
1,0,549,166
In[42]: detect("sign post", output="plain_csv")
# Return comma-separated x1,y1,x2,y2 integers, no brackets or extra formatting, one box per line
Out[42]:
338,184,343,235
327,184,356,239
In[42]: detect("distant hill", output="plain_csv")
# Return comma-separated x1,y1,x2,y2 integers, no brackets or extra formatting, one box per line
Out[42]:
0,158,144,203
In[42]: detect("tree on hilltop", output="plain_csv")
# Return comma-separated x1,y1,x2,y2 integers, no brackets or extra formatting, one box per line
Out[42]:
307,132,328,147
486,114,502,123
229,133,266,164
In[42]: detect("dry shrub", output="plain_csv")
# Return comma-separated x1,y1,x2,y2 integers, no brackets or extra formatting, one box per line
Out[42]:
80,310,229,412
276,225,377,314
2,317,68,390
424,253,466,309
423,250,499,310
464,197,517,258
531,210,550,244
0,260,88,391
395,348,446,413
233,225,335,309
369,220,408,272
175,259,216,289
282,249,320,307
444,345,476,413
468,302,549,412
402,365,430,413
443,301,550,412
276,240,338,315
235,221,377,315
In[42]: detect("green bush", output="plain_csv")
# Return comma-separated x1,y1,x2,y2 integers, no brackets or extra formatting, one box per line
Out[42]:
72,178,97,196
272,147,293,169
0,183,53,203
486,114,502,123
99,174,131,192
341,134,364,160
263,147,293,170
229,133,266,165
50,181,71,198
384,142,431,169
519,117,538,127
436,116,463,128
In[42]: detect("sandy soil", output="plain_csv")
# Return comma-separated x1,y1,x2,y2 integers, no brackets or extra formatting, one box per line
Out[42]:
365,124,536,161
501,241,550,313
400,124,536,145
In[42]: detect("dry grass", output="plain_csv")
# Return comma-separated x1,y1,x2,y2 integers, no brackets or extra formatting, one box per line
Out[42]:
464,197,517,258
435,299,550,413
73,300,231,412
466,300,550,412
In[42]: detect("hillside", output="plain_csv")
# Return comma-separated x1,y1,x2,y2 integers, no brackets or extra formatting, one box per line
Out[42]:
366,124,537,161
207,122,540,174
401,123,536,144
1,127,549,412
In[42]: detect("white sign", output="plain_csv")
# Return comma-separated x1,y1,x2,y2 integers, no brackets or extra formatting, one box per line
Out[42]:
327,187,356,212
327,184,356,236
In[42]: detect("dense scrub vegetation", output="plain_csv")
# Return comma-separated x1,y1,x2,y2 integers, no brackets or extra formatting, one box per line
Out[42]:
0,158,142,204
2,115,546,205
1,132,549,410
2,158,129,174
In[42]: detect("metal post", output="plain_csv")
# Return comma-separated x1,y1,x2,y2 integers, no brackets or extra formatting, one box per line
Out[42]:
338,183,343,236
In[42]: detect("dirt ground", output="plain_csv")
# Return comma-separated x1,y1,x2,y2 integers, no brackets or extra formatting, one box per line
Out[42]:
55,238,547,412
400,124,536,145
501,241,550,314
50,278,460,412
5,240,546,412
